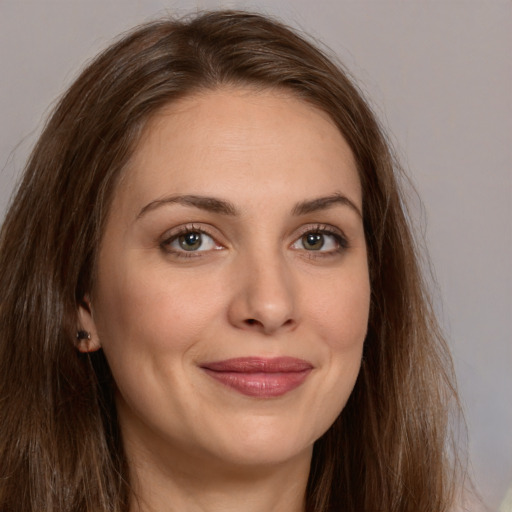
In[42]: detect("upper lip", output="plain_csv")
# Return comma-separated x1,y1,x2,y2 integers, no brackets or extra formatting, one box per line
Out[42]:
200,357,313,373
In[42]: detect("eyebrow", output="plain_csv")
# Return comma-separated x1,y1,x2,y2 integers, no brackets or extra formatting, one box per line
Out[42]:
137,192,362,219
292,193,362,218
137,194,238,218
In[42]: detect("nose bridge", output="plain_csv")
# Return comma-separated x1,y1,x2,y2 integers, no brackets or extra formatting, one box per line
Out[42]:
229,242,297,334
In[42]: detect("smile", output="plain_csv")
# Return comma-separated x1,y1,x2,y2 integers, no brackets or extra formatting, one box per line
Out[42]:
200,357,313,398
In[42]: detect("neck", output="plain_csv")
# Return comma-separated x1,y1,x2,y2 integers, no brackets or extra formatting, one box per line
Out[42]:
126,437,311,512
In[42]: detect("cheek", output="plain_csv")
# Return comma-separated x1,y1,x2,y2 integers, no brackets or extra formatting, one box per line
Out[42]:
311,267,370,352
91,262,227,429
93,261,224,366
306,267,370,419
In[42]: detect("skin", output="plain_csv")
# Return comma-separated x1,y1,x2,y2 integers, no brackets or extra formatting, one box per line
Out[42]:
79,87,370,512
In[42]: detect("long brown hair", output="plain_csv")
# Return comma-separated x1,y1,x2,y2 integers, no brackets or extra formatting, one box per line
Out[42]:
0,10,463,511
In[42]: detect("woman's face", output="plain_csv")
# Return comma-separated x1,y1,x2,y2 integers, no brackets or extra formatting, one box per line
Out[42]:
80,88,370,472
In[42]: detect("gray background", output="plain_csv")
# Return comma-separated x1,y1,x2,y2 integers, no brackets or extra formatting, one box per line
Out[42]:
1,1,511,510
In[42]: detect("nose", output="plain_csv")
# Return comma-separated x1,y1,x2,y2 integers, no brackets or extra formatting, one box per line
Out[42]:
227,251,298,335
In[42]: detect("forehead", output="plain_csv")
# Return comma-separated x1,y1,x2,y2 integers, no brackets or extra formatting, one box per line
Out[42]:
116,87,361,213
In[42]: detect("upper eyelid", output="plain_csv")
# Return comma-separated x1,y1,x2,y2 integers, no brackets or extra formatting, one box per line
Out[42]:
160,223,222,243
292,223,347,240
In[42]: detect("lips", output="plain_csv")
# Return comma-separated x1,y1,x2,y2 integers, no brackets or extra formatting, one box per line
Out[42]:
200,357,313,398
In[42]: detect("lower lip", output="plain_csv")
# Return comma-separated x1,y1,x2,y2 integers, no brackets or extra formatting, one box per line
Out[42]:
202,369,312,398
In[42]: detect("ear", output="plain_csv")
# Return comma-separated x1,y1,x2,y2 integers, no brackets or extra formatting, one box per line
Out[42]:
76,295,101,353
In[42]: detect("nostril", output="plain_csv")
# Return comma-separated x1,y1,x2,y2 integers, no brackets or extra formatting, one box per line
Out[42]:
244,318,266,329
243,317,295,331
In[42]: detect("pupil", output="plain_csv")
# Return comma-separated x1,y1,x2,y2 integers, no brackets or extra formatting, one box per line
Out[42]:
180,232,202,250
304,233,323,250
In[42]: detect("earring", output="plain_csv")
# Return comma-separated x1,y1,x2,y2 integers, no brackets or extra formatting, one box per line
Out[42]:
76,330,91,340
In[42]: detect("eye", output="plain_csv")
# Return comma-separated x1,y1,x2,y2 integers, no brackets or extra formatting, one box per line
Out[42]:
291,227,347,254
301,232,330,251
162,228,221,255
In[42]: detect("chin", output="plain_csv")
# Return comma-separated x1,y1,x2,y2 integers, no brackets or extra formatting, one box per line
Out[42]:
199,414,325,469
210,440,314,471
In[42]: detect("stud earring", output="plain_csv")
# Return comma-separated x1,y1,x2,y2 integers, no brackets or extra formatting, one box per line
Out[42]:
76,330,91,340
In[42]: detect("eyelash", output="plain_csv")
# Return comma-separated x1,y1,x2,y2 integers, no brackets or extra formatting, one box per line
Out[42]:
160,223,349,259
293,224,349,256
160,224,220,259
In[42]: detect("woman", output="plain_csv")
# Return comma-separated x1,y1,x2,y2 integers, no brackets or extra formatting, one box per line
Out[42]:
0,10,463,512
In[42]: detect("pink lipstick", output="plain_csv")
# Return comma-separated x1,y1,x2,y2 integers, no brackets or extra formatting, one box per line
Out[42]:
200,357,313,398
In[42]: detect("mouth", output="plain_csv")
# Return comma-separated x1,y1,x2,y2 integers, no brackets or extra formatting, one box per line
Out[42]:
199,357,313,398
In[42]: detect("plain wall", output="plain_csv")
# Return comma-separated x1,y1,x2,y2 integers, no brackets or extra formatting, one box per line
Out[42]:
1,1,511,510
